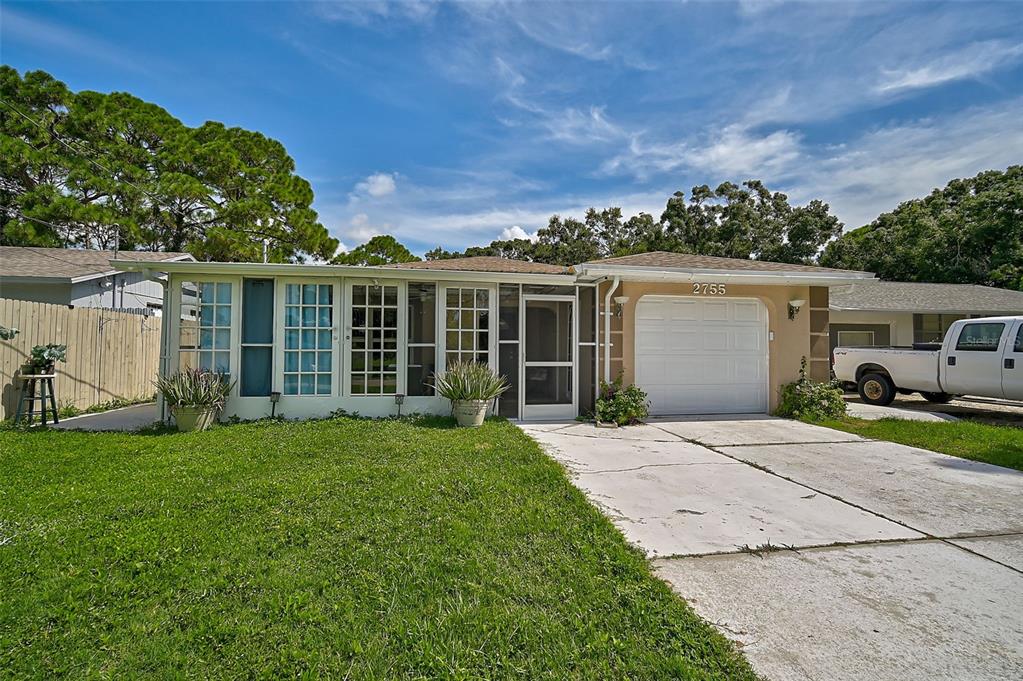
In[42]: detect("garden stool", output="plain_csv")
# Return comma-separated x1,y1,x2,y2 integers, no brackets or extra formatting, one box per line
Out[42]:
14,374,59,426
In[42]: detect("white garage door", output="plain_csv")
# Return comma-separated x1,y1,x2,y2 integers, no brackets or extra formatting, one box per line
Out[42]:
635,296,768,414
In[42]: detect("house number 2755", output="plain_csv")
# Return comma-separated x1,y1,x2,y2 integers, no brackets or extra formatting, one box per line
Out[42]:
693,283,727,295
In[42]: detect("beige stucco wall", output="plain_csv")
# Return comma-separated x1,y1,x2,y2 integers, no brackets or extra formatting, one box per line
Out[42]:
597,280,816,412
830,310,915,346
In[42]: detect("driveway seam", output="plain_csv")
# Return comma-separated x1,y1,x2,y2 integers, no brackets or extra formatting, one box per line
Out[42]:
644,422,1023,576
572,461,743,475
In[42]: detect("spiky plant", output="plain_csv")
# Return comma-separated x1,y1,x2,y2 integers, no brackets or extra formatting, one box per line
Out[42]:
155,369,234,410
429,361,509,402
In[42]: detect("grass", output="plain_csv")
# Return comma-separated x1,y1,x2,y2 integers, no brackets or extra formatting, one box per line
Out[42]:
817,417,1023,471
0,416,754,679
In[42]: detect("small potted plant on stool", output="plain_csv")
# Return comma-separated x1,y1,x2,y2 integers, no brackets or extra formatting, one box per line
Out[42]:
430,361,509,427
155,368,234,432
29,344,67,374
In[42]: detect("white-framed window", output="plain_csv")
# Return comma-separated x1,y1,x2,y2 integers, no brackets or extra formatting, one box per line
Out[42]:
282,282,335,395
178,281,233,376
837,330,875,347
407,282,437,396
347,282,401,395
444,286,492,367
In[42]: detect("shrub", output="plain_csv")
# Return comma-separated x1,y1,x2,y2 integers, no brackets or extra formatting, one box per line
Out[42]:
155,369,233,410
776,357,846,421
30,344,67,370
595,376,649,425
429,361,509,402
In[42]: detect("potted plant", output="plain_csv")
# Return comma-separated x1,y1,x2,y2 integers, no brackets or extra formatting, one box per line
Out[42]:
29,344,67,374
430,361,509,427
154,369,234,432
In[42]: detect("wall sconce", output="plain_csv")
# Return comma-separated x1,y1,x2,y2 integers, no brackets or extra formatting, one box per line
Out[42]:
394,393,405,417
613,295,630,317
787,299,806,321
269,391,281,418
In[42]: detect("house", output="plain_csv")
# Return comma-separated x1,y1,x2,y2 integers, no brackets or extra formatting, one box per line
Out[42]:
0,246,194,314
829,281,1023,352
112,251,875,421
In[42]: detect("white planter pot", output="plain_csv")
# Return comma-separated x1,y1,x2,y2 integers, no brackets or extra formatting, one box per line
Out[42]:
451,399,490,428
172,406,218,432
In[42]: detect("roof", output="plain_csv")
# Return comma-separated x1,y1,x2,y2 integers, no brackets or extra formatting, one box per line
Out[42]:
0,247,193,283
830,281,1023,314
385,256,570,275
585,251,870,275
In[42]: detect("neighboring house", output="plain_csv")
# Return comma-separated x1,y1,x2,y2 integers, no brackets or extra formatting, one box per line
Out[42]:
829,281,1023,353
113,251,874,421
0,246,194,314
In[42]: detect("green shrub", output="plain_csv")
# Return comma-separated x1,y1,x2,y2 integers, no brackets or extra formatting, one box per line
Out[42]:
155,369,233,410
776,357,846,421
30,343,67,370
595,376,649,425
429,361,509,402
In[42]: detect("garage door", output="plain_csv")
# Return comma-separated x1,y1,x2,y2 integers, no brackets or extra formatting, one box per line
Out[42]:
635,296,768,414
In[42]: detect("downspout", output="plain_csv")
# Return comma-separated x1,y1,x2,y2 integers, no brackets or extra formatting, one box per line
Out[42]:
602,276,620,384
153,272,171,424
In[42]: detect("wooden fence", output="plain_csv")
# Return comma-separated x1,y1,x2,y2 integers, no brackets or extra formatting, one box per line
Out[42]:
0,299,162,419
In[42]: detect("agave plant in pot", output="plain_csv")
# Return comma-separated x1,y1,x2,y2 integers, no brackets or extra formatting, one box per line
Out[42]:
430,361,509,427
155,369,234,432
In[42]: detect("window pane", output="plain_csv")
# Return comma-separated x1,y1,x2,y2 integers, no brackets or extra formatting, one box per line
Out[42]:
214,329,230,349
352,352,366,371
352,285,366,305
301,329,316,349
285,306,300,327
285,351,298,372
522,284,575,295
955,323,1005,352
284,374,298,395
408,283,436,344
301,351,316,372
1016,325,1023,353
302,284,316,305
200,329,214,349
318,330,331,349
525,300,572,362
200,284,214,304
216,283,231,304
318,351,332,372
199,351,213,371
407,345,436,396
318,307,332,327
384,287,397,307
447,289,459,307
498,342,519,418
300,374,315,394
525,366,572,404
318,285,332,305
317,374,331,395
286,285,300,304
302,307,317,327
368,287,382,305
475,289,488,308
499,284,519,341
242,279,274,344
214,352,230,375
350,373,366,394
461,289,474,307
215,305,231,326
241,346,272,396
285,329,299,349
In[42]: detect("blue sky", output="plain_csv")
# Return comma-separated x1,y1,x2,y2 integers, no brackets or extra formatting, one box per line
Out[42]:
3,1,1022,256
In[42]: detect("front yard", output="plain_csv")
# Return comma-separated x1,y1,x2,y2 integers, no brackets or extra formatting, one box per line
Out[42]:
818,417,1023,471
0,417,754,679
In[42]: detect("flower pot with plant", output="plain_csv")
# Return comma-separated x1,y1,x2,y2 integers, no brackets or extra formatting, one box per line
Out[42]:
430,361,509,427
155,369,234,432
29,344,67,374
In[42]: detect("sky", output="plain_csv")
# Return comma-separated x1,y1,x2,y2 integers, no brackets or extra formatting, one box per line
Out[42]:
2,1,1022,256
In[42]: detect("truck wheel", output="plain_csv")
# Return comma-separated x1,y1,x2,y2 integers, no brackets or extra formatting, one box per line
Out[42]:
920,391,954,404
858,373,895,406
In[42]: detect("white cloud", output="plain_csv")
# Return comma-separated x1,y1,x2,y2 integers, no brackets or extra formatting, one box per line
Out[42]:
875,40,1023,94
347,213,387,242
499,226,539,242
310,0,438,27
353,172,397,198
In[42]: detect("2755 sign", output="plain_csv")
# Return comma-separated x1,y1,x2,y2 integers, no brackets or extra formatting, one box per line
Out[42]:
692,283,727,295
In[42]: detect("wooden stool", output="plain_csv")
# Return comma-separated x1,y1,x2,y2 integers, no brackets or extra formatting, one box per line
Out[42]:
14,374,59,426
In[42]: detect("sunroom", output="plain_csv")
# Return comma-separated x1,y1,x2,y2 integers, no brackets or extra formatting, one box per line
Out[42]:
122,258,599,422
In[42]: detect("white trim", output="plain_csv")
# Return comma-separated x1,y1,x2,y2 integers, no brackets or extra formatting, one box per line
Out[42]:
521,293,577,420
273,277,341,399
343,278,405,398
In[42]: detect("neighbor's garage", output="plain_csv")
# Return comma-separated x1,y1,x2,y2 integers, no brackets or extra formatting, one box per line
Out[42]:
635,296,769,414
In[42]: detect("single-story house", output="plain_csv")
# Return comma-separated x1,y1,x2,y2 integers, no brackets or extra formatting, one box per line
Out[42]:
0,246,193,313
112,251,875,421
829,281,1023,352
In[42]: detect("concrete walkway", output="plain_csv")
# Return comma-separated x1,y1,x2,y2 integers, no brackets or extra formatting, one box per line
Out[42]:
844,399,958,422
51,403,159,431
520,416,1023,681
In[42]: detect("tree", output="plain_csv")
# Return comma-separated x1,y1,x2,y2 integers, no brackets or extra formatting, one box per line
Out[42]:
332,235,420,266
819,166,1023,290
0,66,338,262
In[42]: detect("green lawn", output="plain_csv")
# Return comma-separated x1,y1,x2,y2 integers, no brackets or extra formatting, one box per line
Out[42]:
0,417,754,679
817,417,1023,471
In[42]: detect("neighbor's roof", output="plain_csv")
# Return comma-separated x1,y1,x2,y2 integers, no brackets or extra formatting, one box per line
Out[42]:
385,256,570,275
580,251,873,276
830,281,1023,313
0,246,194,283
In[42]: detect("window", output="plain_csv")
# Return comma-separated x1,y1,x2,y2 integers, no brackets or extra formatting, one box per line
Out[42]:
241,279,274,396
179,281,231,376
1016,325,1023,353
914,313,966,344
283,283,334,395
837,330,875,347
407,283,436,396
350,284,399,395
445,287,490,366
954,323,1005,352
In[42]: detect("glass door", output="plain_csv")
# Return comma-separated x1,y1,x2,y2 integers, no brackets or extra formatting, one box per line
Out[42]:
521,295,576,420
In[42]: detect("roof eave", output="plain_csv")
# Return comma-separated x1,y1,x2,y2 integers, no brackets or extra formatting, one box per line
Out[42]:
830,305,1023,314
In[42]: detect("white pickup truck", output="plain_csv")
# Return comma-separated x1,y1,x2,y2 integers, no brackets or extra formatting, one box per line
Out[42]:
833,316,1023,405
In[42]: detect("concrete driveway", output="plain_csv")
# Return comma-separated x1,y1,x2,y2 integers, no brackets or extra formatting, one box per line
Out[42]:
520,416,1023,681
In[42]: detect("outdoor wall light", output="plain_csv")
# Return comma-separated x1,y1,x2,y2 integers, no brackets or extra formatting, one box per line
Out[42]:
613,295,630,317
269,391,281,418
394,393,405,417
787,299,806,321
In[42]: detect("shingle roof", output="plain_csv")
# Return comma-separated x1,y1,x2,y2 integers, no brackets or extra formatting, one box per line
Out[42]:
385,256,570,275
830,281,1023,313
0,247,193,281
585,251,870,275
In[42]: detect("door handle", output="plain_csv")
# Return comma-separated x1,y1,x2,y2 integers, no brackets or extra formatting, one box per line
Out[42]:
947,356,956,366
1007,358,1016,369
